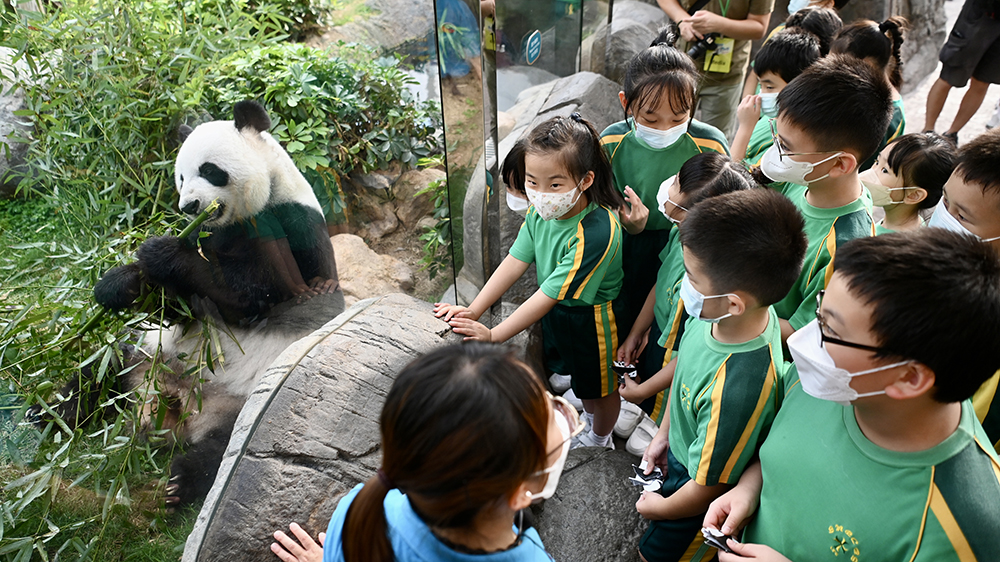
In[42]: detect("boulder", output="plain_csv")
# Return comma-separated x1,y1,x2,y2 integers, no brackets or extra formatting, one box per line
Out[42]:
582,1,669,84
307,0,434,54
183,294,457,562
392,167,445,229
531,447,647,562
331,234,414,305
345,185,399,240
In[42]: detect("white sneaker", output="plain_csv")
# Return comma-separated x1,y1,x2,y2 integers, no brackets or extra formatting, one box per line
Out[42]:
625,415,659,457
989,100,1000,130
549,372,572,394
562,388,584,411
614,400,644,439
571,429,616,450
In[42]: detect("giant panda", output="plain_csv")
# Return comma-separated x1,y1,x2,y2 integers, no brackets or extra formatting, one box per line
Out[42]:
87,100,345,506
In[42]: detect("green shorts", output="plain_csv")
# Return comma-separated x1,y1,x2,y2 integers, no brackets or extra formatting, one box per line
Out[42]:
541,301,619,400
617,228,672,338
636,321,671,425
639,448,716,562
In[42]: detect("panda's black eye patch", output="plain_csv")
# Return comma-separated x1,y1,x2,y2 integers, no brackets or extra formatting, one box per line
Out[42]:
199,163,229,187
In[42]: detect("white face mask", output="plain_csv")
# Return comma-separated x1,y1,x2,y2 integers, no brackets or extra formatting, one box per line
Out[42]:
859,169,909,208
787,0,810,14
788,320,910,406
679,274,735,323
506,190,530,216
759,144,843,186
927,200,1000,242
525,179,583,221
656,174,686,224
527,411,570,502
759,93,779,118
634,119,689,150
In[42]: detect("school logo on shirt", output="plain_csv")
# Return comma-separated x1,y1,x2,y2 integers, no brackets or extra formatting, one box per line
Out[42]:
828,524,860,560
680,383,692,411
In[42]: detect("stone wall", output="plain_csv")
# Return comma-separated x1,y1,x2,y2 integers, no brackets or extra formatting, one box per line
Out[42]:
183,294,455,562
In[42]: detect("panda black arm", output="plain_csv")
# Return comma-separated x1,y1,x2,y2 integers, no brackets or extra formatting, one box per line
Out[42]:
94,262,144,310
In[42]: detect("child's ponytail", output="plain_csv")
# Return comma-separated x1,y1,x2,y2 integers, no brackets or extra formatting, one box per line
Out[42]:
342,473,394,562
621,25,699,120
879,17,907,90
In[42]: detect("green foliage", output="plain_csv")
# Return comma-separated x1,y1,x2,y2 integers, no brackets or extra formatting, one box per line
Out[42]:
0,0,442,559
414,155,450,279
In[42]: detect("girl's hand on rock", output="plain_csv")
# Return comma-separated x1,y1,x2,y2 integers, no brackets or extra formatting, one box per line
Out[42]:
433,303,476,321
271,523,325,562
448,317,492,342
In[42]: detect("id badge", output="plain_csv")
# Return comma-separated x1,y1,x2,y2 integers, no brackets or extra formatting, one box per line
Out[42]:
704,37,735,74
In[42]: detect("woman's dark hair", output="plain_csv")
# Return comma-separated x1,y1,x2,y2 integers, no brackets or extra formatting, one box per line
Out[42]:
341,343,550,562
621,26,700,119
784,6,843,55
678,152,757,208
830,17,907,90
882,132,957,209
501,113,626,210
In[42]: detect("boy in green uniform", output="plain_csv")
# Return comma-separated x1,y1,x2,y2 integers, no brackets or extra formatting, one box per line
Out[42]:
922,128,1000,451
705,229,1000,562
635,189,807,562
730,29,821,170
759,55,893,342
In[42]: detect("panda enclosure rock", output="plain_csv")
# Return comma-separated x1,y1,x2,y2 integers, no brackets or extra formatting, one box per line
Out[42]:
182,293,648,562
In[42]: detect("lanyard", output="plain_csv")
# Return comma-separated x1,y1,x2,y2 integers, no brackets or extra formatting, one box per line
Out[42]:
718,0,731,18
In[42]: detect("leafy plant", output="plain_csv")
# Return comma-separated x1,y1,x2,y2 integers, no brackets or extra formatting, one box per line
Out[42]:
0,0,442,559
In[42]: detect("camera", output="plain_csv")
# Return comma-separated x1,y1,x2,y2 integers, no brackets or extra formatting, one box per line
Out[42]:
686,32,721,59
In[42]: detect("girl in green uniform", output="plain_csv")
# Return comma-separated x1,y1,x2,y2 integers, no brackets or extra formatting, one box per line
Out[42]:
859,132,956,234
435,114,627,450
830,17,908,172
600,28,730,340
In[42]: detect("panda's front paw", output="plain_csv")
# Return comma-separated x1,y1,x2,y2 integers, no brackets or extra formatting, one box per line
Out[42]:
94,263,143,310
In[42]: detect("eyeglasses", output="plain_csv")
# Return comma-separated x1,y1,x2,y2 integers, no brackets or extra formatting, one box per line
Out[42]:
769,118,842,161
533,392,584,475
814,290,885,353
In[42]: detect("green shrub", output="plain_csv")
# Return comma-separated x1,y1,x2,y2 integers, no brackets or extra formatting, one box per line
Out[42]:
0,0,442,559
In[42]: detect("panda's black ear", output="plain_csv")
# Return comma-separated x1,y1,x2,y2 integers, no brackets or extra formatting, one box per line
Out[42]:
178,124,193,144
233,100,271,133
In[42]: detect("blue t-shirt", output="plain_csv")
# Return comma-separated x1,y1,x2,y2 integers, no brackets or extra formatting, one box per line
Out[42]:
323,484,552,562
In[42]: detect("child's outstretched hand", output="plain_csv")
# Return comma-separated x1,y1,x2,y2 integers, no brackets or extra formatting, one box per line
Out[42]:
619,375,645,404
736,95,762,131
619,186,649,235
718,542,792,562
271,522,325,562
448,317,492,342
617,328,649,365
434,302,478,322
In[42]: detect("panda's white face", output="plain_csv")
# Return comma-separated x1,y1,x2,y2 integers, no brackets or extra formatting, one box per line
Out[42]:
175,121,272,228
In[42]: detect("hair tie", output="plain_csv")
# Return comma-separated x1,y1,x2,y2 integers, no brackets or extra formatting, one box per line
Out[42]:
377,469,396,489
570,112,584,123
878,21,890,33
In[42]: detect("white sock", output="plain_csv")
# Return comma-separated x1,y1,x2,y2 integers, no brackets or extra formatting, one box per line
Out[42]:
589,428,611,447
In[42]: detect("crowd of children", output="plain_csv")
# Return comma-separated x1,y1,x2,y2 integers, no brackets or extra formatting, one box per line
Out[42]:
273,5,1000,562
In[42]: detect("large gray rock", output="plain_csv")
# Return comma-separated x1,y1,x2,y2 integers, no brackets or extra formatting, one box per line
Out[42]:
582,1,669,84
307,0,434,54
331,234,414,306
532,447,647,562
183,294,455,562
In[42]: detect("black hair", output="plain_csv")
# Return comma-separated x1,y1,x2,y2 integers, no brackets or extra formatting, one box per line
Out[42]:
784,6,843,55
777,54,893,164
754,28,822,85
955,128,1000,203
500,113,625,209
833,0,851,9
830,17,907,90
834,229,1000,403
881,132,957,210
677,152,757,209
621,27,700,119
342,343,550,561
680,189,807,306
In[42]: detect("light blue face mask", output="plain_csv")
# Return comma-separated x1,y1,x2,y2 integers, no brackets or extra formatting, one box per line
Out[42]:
928,200,1000,242
788,0,810,14
679,274,736,323
759,93,779,118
